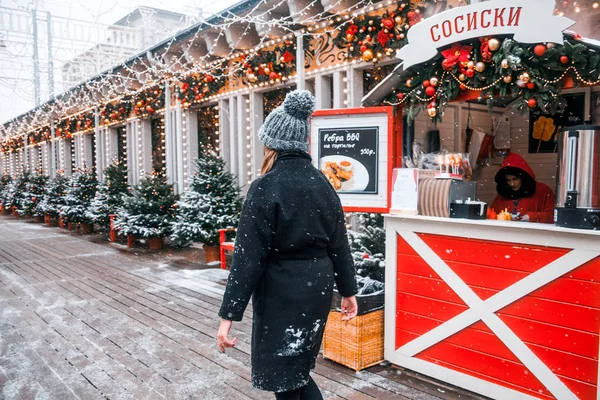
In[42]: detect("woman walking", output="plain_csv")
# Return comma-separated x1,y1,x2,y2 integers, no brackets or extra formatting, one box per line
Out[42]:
217,90,358,399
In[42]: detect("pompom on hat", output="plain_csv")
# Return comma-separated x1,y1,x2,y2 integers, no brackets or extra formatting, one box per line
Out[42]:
258,90,316,152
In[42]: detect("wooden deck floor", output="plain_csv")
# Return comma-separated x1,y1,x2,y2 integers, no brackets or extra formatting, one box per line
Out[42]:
0,216,490,400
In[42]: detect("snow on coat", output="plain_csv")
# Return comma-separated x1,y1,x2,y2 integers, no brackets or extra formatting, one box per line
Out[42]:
218,150,358,393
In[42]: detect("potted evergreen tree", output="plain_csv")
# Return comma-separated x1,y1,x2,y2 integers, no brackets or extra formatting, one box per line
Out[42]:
37,173,69,227
8,172,31,217
114,175,178,250
21,172,49,222
323,213,386,371
169,149,242,263
0,175,13,214
86,161,129,232
61,169,97,232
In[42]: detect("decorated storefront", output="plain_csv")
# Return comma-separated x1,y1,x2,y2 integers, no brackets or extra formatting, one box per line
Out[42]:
354,1,600,399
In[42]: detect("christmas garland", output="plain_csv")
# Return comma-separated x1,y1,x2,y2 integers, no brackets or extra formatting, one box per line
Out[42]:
241,39,297,85
1,136,24,154
133,86,165,117
100,100,133,125
28,127,52,147
334,0,427,63
176,63,227,106
385,36,600,122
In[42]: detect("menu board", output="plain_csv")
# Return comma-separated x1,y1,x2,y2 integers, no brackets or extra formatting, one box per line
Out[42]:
317,127,379,194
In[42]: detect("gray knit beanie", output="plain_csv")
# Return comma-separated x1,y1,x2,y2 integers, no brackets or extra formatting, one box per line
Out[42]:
258,90,316,152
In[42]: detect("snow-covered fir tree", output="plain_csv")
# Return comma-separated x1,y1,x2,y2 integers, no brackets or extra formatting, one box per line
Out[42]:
0,175,13,208
19,172,49,217
114,175,178,238
36,174,69,219
61,169,98,224
5,171,32,211
349,213,386,287
170,149,242,247
86,162,129,230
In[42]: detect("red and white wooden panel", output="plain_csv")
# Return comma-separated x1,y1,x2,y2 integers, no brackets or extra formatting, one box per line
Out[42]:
384,216,600,400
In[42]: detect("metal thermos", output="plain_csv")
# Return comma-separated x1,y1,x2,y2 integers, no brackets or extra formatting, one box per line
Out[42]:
555,125,600,229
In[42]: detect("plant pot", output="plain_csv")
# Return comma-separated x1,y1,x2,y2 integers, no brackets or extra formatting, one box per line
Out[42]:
34,215,43,223
24,214,32,220
148,237,164,250
204,245,220,263
0,204,5,214
12,207,18,217
59,217,66,229
80,223,93,234
47,217,58,227
323,309,384,371
67,222,75,231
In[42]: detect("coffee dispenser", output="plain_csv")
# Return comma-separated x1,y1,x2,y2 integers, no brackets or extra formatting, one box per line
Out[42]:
555,125,600,229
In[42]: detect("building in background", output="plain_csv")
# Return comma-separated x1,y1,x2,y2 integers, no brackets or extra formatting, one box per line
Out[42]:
61,7,194,89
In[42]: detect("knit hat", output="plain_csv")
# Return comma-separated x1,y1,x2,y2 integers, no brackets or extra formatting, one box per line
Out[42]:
258,90,316,152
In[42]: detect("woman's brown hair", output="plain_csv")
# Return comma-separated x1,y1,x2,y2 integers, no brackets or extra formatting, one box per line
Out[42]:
261,147,278,175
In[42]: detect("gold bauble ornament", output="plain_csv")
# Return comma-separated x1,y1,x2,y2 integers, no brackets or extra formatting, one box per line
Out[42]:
362,49,374,62
467,61,475,69
248,73,257,82
475,62,486,73
399,33,405,39
430,77,439,87
395,16,402,24
427,107,437,117
503,75,513,83
368,20,374,25
346,34,355,41
264,67,271,75
501,59,509,69
520,72,531,83
405,78,414,88
546,43,556,49
488,38,500,51
459,73,466,81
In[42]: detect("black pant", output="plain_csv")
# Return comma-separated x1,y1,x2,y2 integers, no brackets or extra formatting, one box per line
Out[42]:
274,376,322,400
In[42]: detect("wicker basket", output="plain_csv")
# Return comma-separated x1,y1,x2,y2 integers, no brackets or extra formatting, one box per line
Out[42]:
323,309,384,371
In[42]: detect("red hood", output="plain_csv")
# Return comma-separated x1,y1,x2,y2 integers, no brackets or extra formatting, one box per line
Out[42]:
498,153,535,180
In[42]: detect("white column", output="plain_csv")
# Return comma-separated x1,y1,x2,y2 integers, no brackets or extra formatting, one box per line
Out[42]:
219,99,231,167
165,85,176,186
23,140,28,173
94,109,104,182
9,152,15,176
175,102,184,194
140,118,152,179
126,120,139,185
333,71,345,109
64,139,73,176
251,91,264,180
228,96,238,176
347,65,363,108
49,124,56,178
296,33,305,91
315,74,332,109
183,109,198,190
237,95,249,188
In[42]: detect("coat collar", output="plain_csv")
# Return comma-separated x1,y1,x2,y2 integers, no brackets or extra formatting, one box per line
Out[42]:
275,150,312,164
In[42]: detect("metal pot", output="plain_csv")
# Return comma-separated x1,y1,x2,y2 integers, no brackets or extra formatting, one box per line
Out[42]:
555,125,600,229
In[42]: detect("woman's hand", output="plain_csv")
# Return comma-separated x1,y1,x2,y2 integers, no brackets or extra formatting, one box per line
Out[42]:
217,319,237,353
340,296,358,325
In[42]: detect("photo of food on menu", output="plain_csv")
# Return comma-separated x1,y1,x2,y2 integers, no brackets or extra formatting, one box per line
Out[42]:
318,127,378,194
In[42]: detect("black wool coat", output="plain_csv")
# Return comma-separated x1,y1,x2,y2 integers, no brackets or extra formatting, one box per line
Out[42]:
218,150,358,393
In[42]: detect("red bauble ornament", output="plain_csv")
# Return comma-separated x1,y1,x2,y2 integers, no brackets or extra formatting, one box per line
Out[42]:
527,98,537,108
425,86,436,97
527,82,535,89
423,80,430,87
146,105,155,114
534,44,547,57
560,55,570,64
360,45,367,52
205,75,214,83
466,69,475,78
382,19,394,30
407,11,416,20
363,253,370,259
269,72,278,80
396,93,404,100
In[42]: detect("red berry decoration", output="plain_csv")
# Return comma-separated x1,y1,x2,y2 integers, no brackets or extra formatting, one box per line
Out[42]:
146,105,155,113
533,44,546,57
407,11,416,20
560,55,570,64
363,253,370,259
527,98,537,108
423,80,430,87
425,86,436,96
527,82,535,89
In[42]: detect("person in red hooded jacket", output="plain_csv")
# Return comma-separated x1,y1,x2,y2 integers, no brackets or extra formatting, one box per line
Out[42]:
491,153,556,223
